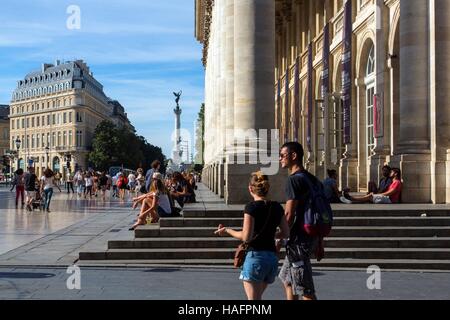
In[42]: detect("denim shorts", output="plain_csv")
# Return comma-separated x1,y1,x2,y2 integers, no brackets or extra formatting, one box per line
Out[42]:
239,251,279,284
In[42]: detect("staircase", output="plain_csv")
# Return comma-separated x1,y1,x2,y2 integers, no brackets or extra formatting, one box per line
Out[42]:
78,193,450,270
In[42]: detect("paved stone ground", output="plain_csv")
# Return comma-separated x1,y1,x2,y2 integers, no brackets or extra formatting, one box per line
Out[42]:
0,187,136,266
0,266,449,300
1,184,450,300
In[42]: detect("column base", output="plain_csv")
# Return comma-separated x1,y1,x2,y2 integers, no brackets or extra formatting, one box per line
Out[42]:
339,158,358,191
218,162,225,198
391,154,432,203
225,163,288,205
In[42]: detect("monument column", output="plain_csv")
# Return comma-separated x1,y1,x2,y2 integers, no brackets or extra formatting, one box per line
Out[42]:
396,0,432,203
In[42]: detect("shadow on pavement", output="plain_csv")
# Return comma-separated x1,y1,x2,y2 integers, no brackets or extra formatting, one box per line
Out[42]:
0,272,55,279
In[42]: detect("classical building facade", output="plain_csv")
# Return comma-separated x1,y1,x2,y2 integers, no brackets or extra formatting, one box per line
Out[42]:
9,60,131,178
196,0,450,204
0,105,10,173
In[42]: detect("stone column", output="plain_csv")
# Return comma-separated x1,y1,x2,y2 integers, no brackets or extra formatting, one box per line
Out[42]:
224,0,235,201
395,0,432,203
432,0,450,203
227,0,286,204
218,0,226,198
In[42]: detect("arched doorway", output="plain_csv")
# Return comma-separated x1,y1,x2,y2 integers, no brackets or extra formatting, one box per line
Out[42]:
52,157,60,173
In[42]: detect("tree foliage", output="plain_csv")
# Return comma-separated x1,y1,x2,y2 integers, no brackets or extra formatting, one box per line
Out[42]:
89,120,166,172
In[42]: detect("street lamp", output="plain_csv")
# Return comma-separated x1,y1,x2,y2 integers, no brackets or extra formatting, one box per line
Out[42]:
15,138,21,171
45,145,50,169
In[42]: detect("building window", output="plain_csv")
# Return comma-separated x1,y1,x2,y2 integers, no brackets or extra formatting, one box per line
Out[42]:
12,120,14,130
52,132,56,147
17,119,20,129
69,131,73,146
76,131,82,147
63,131,67,147
31,117,35,128
365,45,376,157
63,112,67,124
37,116,40,127
57,132,61,147
52,114,56,125
32,134,35,149
37,134,40,149
76,112,82,123
42,133,45,148
69,112,72,123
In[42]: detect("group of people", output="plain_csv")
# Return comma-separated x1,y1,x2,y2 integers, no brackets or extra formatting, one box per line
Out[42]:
129,161,198,230
322,165,403,205
10,167,61,212
214,142,404,301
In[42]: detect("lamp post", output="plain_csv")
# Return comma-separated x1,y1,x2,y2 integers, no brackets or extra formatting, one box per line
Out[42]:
15,138,21,171
45,145,50,170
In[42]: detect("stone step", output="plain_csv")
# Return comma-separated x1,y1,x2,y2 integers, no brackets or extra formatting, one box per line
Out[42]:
108,237,450,249
182,209,450,218
76,258,450,270
160,217,450,228
79,247,450,261
135,226,450,238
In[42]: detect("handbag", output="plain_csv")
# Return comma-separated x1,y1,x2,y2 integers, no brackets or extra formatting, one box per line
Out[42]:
233,201,274,268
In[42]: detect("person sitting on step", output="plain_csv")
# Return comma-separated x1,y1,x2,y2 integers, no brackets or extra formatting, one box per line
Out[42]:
341,168,402,204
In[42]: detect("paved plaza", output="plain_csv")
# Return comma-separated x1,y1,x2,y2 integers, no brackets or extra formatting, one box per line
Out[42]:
0,185,450,300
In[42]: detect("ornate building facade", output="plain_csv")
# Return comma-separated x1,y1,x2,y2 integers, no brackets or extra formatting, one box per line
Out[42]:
196,0,450,204
9,60,131,178
0,105,10,173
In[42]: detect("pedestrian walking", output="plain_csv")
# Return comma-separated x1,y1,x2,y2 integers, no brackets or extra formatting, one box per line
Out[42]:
10,169,25,208
66,170,75,194
40,168,61,212
278,142,321,300
24,167,38,211
215,172,289,300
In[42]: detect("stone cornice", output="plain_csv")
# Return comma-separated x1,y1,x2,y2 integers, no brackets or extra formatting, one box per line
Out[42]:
195,0,215,67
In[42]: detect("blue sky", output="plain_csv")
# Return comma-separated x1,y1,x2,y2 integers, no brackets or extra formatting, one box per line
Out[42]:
0,0,205,159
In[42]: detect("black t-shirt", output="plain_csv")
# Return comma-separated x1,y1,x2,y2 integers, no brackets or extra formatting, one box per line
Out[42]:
285,170,322,239
244,201,284,252
24,173,37,191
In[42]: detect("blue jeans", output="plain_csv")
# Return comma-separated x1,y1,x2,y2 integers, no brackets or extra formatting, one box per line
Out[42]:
44,188,53,210
239,251,279,284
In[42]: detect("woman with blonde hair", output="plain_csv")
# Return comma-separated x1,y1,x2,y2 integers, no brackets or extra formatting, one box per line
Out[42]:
215,171,289,300
129,178,167,230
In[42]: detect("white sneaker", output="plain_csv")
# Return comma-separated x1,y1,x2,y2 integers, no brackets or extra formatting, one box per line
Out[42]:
340,196,352,204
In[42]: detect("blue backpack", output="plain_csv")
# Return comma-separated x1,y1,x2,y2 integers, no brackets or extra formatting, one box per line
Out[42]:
296,173,333,238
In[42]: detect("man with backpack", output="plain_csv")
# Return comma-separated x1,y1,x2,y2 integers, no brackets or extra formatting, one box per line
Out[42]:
278,142,333,301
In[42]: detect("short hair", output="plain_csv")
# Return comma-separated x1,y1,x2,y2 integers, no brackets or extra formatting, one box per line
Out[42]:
382,165,392,171
151,160,161,170
281,142,304,164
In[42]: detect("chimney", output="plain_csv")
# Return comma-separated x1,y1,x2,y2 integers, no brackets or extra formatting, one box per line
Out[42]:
55,59,61,66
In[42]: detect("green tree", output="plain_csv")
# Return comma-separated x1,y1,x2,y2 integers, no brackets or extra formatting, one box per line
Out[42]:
88,120,120,170
89,121,166,171
195,103,205,164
